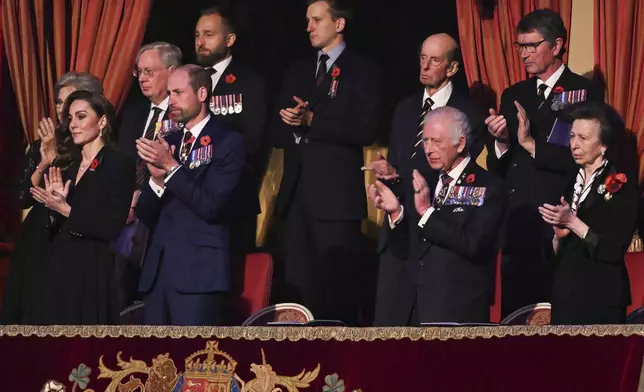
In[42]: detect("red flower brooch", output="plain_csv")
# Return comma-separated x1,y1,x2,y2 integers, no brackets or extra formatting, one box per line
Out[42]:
553,86,564,94
598,172,627,201
200,135,211,146
225,74,236,84
331,66,341,78
465,173,476,184
89,158,99,171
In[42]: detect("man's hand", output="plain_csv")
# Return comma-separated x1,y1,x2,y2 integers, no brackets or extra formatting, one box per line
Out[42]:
485,108,509,153
279,96,311,127
362,152,398,180
515,101,535,156
136,136,178,172
412,169,432,216
368,180,401,218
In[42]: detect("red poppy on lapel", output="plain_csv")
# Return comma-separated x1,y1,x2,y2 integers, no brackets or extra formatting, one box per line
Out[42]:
89,158,99,171
225,74,236,84
605,172,627,193
200,135,211,146
465,173,475,184
331,66,341,78
553,86,564,94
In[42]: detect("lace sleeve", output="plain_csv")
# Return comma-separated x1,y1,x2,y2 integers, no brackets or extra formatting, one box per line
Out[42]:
19,140,42,208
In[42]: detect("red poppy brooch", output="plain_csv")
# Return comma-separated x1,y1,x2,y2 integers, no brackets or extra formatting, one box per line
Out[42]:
200,135,211,146
225,74,236,84
597,172,627,201
553,86,564,94
89,158,99,171
328,66,341,98
465,173,476,184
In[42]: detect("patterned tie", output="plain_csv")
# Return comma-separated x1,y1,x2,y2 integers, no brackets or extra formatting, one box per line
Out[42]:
434,173,453,206
135,107,164,185
315,54,330,86
411,97,434,158
179,130,195,163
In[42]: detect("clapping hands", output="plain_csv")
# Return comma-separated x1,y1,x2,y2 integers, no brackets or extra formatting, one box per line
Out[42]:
30,166,72,217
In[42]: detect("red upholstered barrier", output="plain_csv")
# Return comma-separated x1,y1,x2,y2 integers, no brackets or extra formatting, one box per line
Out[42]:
234,252,274,321
626,251,644,314
490,251,502,323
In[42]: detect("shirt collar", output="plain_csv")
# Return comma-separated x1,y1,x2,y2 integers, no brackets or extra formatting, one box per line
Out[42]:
537,63,566,90
184,114,211,139
318,41,346,65
151,96,169,111
444,155,471,181
422,81,453,109
211,55,233,75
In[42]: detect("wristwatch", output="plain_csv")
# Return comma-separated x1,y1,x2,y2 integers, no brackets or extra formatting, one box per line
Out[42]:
164,164,181,178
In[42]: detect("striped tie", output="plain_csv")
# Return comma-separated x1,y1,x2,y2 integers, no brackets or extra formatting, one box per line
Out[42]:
135,107,163,185
434,173,453,206
411,97,434,158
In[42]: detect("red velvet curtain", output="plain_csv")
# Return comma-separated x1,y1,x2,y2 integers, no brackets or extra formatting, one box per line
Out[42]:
69,0,151,112
456,0,572,110
595,0,644,181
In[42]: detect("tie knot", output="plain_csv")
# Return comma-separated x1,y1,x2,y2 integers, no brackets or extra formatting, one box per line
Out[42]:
423,97,434,110
318,53,330,64
152,106,163,116
440,173,453,186
206,67,217,77
183,130,195,143
537,83,548,96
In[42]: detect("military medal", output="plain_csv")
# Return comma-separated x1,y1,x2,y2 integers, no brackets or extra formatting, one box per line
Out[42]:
228,94,234,113
221,95,228,115
234,94,242,113
213,96,221,115
209,96,216,113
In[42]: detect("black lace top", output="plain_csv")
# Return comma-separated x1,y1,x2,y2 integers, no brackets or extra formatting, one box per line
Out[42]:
19,140,43,209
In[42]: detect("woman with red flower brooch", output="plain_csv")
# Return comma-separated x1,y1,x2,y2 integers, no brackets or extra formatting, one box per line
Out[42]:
24,90,135,325
538,102,638,325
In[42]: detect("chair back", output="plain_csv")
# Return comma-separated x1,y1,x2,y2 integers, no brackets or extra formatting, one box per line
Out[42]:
235,252,273,321
500,303,551,325
625,251,644,314
627,306,644,323
242,303,314,326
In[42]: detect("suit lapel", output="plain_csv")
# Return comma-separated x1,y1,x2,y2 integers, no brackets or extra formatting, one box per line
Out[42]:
578,165,612,212
308,50,346,108
213,60,236,95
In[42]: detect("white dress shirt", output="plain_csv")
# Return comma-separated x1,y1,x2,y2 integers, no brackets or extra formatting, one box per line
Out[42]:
388,156,471,229
142,96,169,137
422,81,453,109
209,56,233,91
494,63,567,158
149,114,212,197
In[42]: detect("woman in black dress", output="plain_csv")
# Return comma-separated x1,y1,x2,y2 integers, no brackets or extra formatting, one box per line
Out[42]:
538,102,638,324
0,72,103,324
29,90,134,325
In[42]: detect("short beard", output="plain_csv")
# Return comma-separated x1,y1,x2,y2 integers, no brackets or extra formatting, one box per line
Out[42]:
196,48,227,67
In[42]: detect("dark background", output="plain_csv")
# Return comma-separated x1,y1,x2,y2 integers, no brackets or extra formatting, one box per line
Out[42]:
124,0,467,143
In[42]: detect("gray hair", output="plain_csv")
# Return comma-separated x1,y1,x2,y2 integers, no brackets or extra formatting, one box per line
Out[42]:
54,71,103,99
424,106,471,148
135,41,183,68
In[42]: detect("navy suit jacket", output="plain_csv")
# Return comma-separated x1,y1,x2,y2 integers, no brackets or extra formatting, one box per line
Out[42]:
136,116,246,294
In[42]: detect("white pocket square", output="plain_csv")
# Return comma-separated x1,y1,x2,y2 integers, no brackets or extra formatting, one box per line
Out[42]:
452,207,465,213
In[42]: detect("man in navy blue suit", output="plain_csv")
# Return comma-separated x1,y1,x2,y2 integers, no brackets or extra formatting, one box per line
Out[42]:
135,64,246,326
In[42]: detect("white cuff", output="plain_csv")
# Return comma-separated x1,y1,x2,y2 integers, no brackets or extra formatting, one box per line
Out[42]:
418,206,436,228
388,206,404,229
293,133,301,144
494,140,508,158
164,165,182,183
149,177,165,198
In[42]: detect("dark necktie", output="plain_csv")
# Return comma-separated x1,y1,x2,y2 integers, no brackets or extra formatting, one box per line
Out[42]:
411,97,434,159
135,106,164,185
206,67,217,77
316,53,330,86
537,83,548,109
179,130,195,163
434,173,453,206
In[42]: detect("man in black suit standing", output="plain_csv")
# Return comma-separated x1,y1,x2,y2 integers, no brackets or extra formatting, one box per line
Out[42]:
484,9,603,317
368,107,505,324
195,6,268,255
114,42,182,311
272,0,380,324
365,33,485,325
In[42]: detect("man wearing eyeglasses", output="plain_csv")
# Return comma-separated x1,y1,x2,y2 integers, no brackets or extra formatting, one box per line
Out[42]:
484,9,603,318
114,42,182,313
